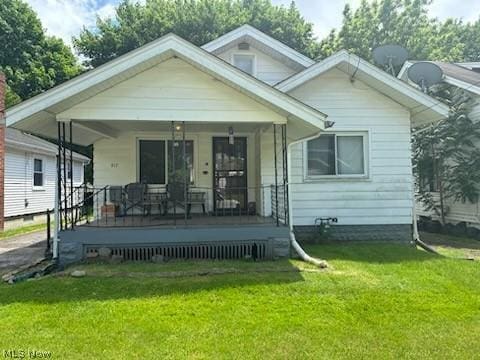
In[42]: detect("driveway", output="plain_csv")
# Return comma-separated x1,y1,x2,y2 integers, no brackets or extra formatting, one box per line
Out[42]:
0,231,47,275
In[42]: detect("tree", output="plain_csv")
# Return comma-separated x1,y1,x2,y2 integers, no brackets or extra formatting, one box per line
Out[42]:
413,86,480,224
318,0,478,64
74,0,320,68
0,0,81,107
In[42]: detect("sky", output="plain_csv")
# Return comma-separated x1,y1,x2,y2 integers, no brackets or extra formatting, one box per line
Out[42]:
26,0,480,49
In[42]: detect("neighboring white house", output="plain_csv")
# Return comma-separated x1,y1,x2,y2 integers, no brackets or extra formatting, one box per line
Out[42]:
4,25,450,263
398,61,480,229
4,128,89,230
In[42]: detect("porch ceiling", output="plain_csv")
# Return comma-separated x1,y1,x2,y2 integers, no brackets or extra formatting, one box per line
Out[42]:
77,120,272,136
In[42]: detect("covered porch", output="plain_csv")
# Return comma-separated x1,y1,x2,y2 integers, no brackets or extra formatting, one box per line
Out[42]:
6,36,327,263
62,119,290,229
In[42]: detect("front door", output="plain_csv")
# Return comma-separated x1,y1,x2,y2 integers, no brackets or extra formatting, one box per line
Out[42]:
213,137,248,213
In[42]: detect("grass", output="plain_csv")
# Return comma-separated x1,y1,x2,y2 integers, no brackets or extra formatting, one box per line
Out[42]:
1,243,479,359
420,231,480,260
0,222,48,240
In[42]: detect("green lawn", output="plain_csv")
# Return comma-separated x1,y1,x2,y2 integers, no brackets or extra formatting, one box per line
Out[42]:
0,222,48,240
1,243,479,359
420,231,480,260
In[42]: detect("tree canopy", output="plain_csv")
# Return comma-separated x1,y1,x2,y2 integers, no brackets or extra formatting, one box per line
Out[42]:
74,0,480,70
74,0,319,68
0,0,81,107
319,0,480,64
413,86,480,222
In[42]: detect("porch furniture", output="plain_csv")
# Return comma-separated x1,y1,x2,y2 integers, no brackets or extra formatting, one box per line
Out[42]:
144,187,168,216
124,183,147,215
165,182,189,216
188,191,206,214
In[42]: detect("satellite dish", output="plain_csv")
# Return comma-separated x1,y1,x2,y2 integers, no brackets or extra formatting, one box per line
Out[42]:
407,62,443,93
373,44,409,75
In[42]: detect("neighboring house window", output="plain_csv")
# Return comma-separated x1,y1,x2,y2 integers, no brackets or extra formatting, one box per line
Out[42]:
307,133,367,177
418,156,440,192
233,54,255,75
67,162,72,180
139,140,166,184
33,158,44,187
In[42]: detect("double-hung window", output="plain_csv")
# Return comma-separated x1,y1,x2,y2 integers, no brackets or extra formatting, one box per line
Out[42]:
307,132,367,178
33,158,44,188
138,139,194,184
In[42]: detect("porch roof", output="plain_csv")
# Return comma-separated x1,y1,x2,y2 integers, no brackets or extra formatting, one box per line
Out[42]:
6,33,327,146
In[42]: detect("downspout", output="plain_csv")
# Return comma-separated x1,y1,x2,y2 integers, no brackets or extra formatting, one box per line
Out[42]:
411,127,439,254
287,130,328,268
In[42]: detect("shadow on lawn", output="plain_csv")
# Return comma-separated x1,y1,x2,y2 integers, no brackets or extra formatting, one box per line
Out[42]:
304,241,441,264
0,260,305,305
420,232,480,250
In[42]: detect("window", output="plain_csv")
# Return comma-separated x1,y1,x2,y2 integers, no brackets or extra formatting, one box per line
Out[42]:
138,139,195,184
307,133,366,177
139,140,166,184
233,54,255,75
33,158,44,187
168,140,194,184
418,156,440,192
67,162,72,180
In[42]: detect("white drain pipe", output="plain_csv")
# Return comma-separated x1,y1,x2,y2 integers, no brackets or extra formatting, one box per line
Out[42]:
286,130,328,268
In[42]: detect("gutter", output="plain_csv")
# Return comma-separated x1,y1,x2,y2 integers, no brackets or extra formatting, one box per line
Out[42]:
287,131,328,268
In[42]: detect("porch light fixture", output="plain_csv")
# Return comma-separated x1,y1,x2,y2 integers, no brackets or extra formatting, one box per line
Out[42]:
175,125,182,131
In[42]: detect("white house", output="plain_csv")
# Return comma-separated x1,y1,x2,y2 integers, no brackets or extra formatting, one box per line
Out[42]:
4,128,89,230
398,61,480,229
4,25,449,264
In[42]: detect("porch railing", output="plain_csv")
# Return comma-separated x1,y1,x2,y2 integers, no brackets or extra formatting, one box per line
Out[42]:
63,184,288,229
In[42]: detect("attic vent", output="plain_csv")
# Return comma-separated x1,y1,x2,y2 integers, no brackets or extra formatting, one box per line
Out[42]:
238,42,250,50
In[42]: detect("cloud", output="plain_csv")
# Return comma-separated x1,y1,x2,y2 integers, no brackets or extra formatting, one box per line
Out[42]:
25,0,119,47
429,0,480,23
26,0,480,49
272,0,480,39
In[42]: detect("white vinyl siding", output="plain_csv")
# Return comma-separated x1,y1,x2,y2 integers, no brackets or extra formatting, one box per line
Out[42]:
4,148,85,218
288,68,413,226
59,58,285,124
217,46,297,85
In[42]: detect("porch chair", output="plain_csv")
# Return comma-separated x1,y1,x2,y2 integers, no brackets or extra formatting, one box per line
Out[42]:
165,182,190,217
124,182,147,216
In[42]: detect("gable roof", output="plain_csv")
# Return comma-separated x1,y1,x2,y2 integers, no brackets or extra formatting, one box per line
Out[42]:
276,50,450,125
202,24,316,70
398,60,480,96
6,128,90,162
6,33,326,145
